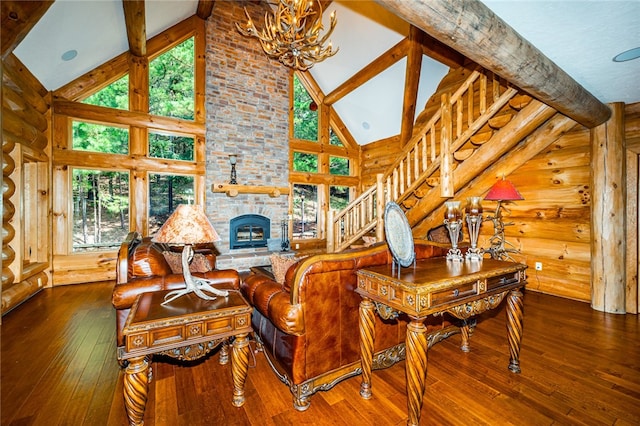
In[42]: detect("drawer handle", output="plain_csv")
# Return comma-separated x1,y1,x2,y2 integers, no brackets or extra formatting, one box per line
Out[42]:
453,289,459,297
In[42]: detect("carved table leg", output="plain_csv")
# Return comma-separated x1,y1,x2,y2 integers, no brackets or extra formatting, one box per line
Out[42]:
219,339,229,365
359,297,376,399
232,332,250,407
405,319,428,426
506,288,524,373
460,320,471,353
124,355,149,426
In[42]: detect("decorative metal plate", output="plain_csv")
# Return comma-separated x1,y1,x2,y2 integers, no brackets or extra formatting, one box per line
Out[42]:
384,202,415,267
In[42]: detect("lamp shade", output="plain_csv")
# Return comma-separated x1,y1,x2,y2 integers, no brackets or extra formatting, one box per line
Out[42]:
152,204,221,245
484,178,523,201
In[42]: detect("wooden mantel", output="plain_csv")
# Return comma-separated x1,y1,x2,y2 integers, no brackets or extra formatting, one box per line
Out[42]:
211,183,290,198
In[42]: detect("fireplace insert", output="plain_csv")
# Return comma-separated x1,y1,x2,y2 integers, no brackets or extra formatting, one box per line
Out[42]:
229,214,270,249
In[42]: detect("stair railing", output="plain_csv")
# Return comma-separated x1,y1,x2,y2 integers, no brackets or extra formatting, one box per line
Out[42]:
327,69,519,252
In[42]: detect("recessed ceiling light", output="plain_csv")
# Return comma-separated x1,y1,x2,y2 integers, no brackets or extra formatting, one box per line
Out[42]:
61,49,78,61
362,121,370,130
613,47,640,62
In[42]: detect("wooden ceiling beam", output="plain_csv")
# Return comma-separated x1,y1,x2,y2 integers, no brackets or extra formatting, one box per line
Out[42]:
324,38,409,106
376,0,611,129
196,0,215,20
399,25,423,146
420,32,465,69
1,1,53,60
122,0,146,57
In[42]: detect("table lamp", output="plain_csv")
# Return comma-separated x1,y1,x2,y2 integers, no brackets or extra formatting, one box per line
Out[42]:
152,204,229,305
484,177,523,261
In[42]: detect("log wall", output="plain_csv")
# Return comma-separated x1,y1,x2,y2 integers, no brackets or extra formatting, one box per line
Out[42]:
1,54,51,314
495,124,592,301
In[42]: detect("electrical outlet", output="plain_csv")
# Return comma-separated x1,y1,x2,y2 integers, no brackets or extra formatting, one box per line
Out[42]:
535,262,542,271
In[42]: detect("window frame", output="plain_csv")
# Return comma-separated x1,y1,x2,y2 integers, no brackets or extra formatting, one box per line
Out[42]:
289,71,360,245
52,17,206,263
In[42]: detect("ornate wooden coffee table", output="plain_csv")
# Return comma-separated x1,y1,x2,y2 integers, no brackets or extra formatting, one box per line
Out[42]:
356,257,527,426
118,290,252,426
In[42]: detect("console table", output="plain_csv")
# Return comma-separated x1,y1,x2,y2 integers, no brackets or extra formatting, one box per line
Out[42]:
356,257,527,426
118,290,253,426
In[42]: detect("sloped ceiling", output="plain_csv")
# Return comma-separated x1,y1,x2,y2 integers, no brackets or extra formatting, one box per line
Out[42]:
12,0,640,146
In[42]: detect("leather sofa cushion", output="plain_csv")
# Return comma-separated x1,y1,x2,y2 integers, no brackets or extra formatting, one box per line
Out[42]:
162,251,215,273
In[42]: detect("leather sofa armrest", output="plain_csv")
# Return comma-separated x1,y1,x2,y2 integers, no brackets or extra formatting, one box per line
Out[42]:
242,274,304,335
116,231,141,284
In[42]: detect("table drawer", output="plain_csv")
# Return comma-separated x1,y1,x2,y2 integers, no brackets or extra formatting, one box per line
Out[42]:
430,281,476,306
486,272,521,291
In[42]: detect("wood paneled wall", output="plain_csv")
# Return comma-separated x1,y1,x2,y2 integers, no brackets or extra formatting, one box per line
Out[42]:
1,54,51,314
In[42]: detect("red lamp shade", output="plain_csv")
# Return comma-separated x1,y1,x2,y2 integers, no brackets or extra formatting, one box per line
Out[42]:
484,178,523,201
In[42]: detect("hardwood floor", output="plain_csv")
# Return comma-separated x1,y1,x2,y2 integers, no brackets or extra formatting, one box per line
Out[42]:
2,281,639,425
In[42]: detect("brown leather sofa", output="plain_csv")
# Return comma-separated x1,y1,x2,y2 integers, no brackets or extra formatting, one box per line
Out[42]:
111,231,240,350
241,240,463,411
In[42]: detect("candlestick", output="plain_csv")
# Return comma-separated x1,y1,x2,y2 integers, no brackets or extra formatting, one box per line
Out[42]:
465,196,483,261
444,201,463,262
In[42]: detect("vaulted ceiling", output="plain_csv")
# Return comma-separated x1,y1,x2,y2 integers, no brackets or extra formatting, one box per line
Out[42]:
6,0,640,146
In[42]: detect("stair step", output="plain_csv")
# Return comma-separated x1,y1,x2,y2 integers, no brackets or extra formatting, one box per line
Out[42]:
454,149,475,161
402,198,418,209
488,113,513,129
509,94,532,110
426,177,440,187
414,183,432,198
470,131,493,145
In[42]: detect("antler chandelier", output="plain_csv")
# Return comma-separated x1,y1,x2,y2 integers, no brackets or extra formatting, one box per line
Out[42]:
236,0,338,71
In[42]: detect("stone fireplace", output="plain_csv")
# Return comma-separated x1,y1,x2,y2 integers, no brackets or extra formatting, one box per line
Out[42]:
204,2,290,271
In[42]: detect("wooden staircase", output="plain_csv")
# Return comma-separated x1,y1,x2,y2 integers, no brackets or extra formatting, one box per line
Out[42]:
327,67,536,253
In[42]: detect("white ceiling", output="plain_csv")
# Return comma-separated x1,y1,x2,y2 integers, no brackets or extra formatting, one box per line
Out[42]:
13,0,640,146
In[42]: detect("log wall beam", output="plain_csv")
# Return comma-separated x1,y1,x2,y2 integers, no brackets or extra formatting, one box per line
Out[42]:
591,102,626,313
1,1,53,60
324,38,409,106
122,0,146,57
376,0,611,129
196,0,215,20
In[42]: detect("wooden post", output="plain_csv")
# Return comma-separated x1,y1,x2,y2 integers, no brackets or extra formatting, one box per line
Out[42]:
440,93,453,197
626,150,638,314
376,174,385,242
326,209,334,253
591,103,626,313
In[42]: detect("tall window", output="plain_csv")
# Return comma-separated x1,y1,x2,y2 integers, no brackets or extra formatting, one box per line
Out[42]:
72,169,129,251
82,75,129,110
293,184,318,239
149,132,194,161
149,37,195,120
290,72,358,242
293,75,318,141
72,121,129,155
148,174,194,235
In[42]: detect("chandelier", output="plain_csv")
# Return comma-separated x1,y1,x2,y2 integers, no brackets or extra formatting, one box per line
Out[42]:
236,0,338,71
